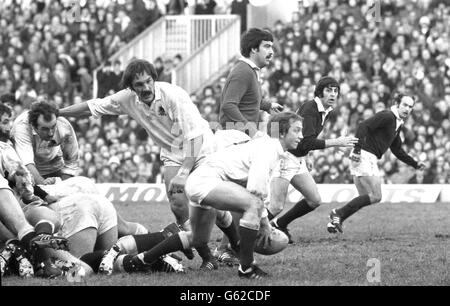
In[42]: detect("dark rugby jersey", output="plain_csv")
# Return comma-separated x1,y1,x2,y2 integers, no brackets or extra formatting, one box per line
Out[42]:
288,98,332,157
353,109,419,169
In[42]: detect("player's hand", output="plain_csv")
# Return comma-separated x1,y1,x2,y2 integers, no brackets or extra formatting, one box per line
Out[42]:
168,173,188,197
417,161,426,171
336,136,359,147
350,152,361,163
257,220,272,247
270,102,284,113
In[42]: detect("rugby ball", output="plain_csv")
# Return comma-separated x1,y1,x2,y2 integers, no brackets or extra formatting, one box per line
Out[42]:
254,227,289,255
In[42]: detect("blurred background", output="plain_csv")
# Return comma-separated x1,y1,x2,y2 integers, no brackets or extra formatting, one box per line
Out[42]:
0,0,449,184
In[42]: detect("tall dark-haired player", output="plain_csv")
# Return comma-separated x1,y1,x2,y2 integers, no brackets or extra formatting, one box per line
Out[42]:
268,76,358,243
327,94,426,233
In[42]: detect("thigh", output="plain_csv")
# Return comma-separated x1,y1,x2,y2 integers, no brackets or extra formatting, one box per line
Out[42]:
354,176,382,197
67,227,98,258
95,226,118,251
290,172,320,201
163,166,180,192
202,181,259,213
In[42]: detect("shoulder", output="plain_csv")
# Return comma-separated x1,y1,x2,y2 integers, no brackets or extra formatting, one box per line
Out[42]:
298,100,318,116
230,62,254,78
13,111,30,126
0,140,14,151
110,89,137,104
156,82,190,102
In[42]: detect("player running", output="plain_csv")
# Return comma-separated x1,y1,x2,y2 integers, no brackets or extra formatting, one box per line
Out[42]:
327,93,426,233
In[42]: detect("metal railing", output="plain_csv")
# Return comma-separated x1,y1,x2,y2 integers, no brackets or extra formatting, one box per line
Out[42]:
93,15,240,98
172,17,241,94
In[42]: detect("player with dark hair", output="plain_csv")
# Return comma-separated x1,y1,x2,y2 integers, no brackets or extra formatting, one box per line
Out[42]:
59,58,239,270
216,27,283,265
268,76,358,243
327,94,426,233
219,27,282,136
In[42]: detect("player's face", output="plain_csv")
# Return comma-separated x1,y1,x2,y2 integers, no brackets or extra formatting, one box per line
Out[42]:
35,114,57,141
283,119,303,150
397,96,415,119
132,72,155,105
0,113,12,140
322,86,339,108
253,40,274,68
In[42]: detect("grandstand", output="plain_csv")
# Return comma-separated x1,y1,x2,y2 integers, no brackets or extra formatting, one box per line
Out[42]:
1,0,448,185
1,0,450,286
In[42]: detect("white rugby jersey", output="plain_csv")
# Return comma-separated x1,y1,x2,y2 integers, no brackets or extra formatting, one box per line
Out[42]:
202,134,284,199
86,82,214,159
11,111,80,176
0,141,34,197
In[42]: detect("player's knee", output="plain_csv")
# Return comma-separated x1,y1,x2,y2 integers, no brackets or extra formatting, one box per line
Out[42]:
369,193,382,204
170,196,188,217
306,195,321,209
240,198,263,231
215,210,232,228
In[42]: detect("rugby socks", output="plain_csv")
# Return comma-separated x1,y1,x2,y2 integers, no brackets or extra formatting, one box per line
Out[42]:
34,220,55,235
80,250,105,273
141,233,184,264
133,232,166,253
276,199,314,228
217,221,240,251
238,226,258,271
196,244,213,262
336,194,371,221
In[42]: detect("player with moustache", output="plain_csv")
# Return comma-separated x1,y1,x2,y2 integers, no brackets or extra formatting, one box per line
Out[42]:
327,93,426,233
59,59,239,269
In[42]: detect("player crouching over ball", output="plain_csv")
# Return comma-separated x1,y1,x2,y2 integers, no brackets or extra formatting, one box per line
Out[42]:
184,112,302,279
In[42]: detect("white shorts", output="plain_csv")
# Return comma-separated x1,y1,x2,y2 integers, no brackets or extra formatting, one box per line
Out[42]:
350,150,381,177
185,164,226,210
49,193,117,238
160,129,250,168
274,152,309,182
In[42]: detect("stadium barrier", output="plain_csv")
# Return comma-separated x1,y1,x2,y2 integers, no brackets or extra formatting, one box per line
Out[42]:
96,184,450,204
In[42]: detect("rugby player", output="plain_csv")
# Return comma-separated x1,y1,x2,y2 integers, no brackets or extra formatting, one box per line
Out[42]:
327,93,426,233
114,112,303,279
59,59,239,269
268,77,358,243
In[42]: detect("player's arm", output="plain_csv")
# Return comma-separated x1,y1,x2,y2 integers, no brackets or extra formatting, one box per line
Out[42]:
289,114,357,157
390,133,425,170
60,89,130,118
11,120,46,185
59,102,91,117
167,87,207,194
59,118,80,179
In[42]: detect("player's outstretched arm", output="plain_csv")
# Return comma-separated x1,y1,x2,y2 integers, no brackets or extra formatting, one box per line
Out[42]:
59,102,92,118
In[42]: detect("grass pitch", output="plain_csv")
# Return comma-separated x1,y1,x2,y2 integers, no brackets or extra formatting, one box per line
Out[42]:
2,201,450,286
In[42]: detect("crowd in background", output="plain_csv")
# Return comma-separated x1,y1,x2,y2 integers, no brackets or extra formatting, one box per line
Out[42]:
1,0,449,184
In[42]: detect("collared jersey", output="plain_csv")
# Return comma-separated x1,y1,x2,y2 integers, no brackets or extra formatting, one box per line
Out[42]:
201,134,284,199
86,82,214,159
12,111,80,176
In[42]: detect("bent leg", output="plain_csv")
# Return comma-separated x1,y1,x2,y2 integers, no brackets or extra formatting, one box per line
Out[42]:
164,166,190,228
267,177,290,218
